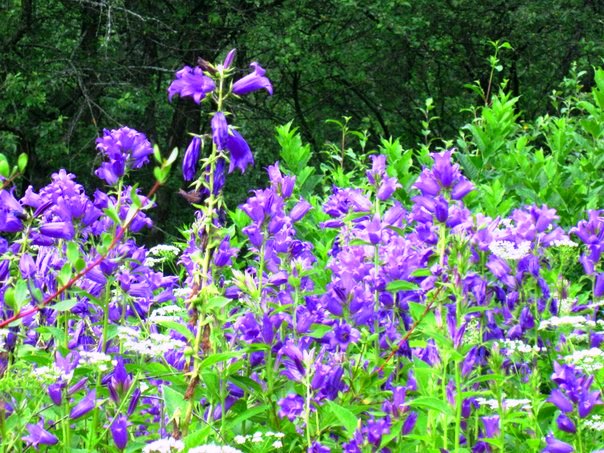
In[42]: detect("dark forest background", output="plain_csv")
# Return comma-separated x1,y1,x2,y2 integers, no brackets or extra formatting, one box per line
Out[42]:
2,0,603,239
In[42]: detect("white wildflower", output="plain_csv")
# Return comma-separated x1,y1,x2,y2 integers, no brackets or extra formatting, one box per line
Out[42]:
173,287,192,300
233,435,247,445
123,333,186,359
78,351,116,372
550,238,578,248
149,305,186,323
499,339,545,356
539,316,596,330
142,438,184,453
565,348,604,373
585,414,604,431
489,240,531,260
148,244,181,257
558,298,575,316
272,440,283,448
188,446,243,453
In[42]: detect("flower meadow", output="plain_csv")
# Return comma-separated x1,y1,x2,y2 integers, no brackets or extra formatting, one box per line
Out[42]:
1,50,604,453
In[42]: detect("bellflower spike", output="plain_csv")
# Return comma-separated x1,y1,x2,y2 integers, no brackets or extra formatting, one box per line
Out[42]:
222,48,236,69
211,112,229,150
168,66,215,104
226,129,254,174
232,62,273,96
182,137,201,181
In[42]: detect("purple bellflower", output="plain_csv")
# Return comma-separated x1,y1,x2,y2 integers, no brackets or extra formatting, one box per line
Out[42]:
226,129,254,174
168,65,215,104
232,62,273,96
95,127,153,185
22,420,58,450
182,136,201,181
277,393,304,421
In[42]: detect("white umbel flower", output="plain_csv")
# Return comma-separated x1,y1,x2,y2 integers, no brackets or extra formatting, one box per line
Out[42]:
142,437,184,453
489,240,531,260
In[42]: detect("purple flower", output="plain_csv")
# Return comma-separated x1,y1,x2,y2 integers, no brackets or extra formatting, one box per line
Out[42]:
111,414,129,450
290,199,312,222
213,235,238,267
308,441,331,453
168,65,215,103
222,48,236,69
402,411,418,434
226,129,254,174
595,273,604,298
548,390,573,413
39,221,74,240
211,112,229,150
70,389,96,419
556,414,576,434
182,136,201,181
542,433,574,453
95,127,153,184
22,421,58,449
277,393,304,421
232,62,273,96
481,415,500,438
48,383,63,405
0,189,25,233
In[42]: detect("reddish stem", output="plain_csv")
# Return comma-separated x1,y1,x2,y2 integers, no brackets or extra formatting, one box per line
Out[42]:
0,181,161,329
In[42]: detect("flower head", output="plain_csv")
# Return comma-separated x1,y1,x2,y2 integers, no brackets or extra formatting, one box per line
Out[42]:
232,62,273,96
95,127,153,184
168,66,215,104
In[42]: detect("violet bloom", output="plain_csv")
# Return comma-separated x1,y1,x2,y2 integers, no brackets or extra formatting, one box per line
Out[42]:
213,235,238,267
95,127,153,184
542,433,574,453
0,189,25,233
232,62,273,96
277,393,304,421
211,112,229,150
556,414,576,434
595,273,604,298
402,411,418,434
70,389,96,419
168,65,215,103
111,414,129,450
182,136,201,182
22,421,58,449
226,129,254,174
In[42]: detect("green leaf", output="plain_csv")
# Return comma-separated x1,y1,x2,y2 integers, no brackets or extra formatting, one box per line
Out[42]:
386,280,420,292
17,153,28,172
0,159,9,179
325,400,358,436
52,298,78,312
306,323,333,339
66,242,80,266
199,351,243,369
408,396,453,416
155,320,194,342
163,385,187,423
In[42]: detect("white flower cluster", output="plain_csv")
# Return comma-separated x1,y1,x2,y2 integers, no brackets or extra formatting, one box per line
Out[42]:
149,244,181,256
539,316,596,330
463,320,481,344
142,438,184,453
499,339,545,356
489,240,531,260
78,351,117,372
189,445,244,453
0,330,8,352
565,348,604,373
117,326,140,341
173,287,192,300
585,414,604,431
557,298,575,316
234,431,285,449
149,305,186,323
475,397,531,411
32,365,68,383
549,238,578,248
123,333,186,358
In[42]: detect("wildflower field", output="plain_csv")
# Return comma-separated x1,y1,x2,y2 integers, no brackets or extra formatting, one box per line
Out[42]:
2,48,604,453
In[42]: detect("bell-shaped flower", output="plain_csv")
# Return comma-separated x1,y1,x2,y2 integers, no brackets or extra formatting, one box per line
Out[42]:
22,421,58,449
277,393,304,421
70,389,96,419
226,129,254,174
542,433,574,453
111,414,129,450
232,62,273,96
182,136,201,181
211,112,229,150
556,414,576,434
168,66,215,104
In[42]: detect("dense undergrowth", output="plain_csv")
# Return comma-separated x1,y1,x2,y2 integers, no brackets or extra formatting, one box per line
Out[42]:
0,50,603,453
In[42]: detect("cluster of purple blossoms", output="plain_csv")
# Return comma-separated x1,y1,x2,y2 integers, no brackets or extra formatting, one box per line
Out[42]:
571,210,604,296
95,126,153,185
168,49,272,180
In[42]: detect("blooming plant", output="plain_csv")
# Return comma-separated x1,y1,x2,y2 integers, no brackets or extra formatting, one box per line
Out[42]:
0,49,604,453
